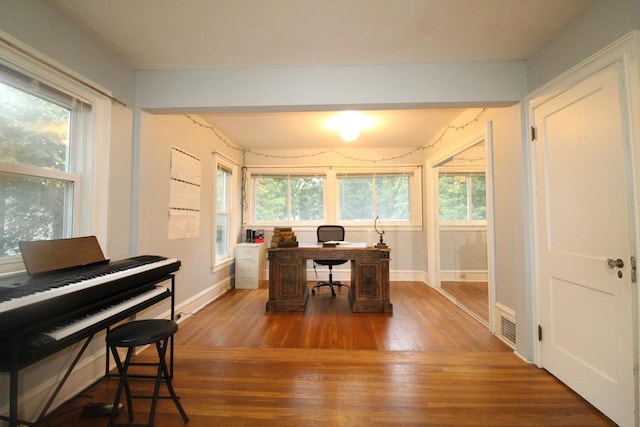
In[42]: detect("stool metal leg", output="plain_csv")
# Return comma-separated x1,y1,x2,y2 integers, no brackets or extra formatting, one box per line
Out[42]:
148,337,189,425
147,340,164,426
108,346,135,426
157,338,189,423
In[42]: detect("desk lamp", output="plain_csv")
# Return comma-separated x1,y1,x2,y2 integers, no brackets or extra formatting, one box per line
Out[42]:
374,216,387,248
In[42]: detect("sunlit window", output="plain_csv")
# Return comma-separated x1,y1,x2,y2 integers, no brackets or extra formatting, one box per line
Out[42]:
254,175,324,222
0,72,87,259
338,174,410,222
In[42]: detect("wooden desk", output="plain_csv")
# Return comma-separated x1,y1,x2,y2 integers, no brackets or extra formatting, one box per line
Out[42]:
266,244,392,313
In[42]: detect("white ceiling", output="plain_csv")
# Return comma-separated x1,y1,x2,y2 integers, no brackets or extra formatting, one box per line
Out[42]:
47,0,596,149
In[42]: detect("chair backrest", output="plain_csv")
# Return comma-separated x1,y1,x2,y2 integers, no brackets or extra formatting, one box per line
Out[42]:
317,225,345,243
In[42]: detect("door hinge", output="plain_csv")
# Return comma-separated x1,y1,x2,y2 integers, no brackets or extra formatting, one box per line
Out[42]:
530,126,537,141
538,325,543,341
631,256,637,283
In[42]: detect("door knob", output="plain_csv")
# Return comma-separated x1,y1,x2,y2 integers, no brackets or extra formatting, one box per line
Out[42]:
606,258,624,269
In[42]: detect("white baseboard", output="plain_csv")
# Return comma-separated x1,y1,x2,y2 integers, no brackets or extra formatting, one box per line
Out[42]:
307,267,425,282
439,270,488,282
173,276,232,323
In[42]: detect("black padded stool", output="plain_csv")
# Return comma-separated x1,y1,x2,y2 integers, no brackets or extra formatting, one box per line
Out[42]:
106,319,189,426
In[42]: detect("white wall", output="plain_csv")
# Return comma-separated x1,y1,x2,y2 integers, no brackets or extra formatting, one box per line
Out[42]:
136,61,524,113
526,0,640,92
423,107,525,352
106,104,134,260
136,113,244,309
0,0,136,105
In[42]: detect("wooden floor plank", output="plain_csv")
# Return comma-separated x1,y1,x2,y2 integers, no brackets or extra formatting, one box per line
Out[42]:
42,281,614,426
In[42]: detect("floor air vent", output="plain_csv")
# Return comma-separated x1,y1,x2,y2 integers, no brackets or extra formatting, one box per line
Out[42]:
500,316,516,346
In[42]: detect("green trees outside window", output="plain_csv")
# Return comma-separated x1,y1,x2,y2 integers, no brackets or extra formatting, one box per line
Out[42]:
215,166,231,259
0,80,74,258
254,176,324,221
339,175,409,221
438,173,486,221
253,173,413,223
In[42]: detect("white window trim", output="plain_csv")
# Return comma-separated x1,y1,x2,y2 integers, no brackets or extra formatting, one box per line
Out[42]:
437,166,487,225
248,171,327,226
0,32,111,274
212,152,238,269
335,167,421,226
245,166,422,228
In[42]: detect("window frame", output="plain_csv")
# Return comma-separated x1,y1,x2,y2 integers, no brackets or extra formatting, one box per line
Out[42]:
336,170,417,225
248,170,327,226
245,166,421,228
212,153,237,269
0,36,110,274
436,167,487,225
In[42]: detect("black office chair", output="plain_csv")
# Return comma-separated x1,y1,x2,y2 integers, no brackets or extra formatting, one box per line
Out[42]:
312,225,348,297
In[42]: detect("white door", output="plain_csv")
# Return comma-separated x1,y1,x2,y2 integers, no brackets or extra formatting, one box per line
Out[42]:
533,63,635,426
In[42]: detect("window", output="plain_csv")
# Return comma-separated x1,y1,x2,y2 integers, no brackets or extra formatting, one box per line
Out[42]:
215,165,231,260
247,167,421,227
254,175,324,222
0,39,109,274
338,174,410,222
438,172,486,221
0,67,86,260
214,155,236,264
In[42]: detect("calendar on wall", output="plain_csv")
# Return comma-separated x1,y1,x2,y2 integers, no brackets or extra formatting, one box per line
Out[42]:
168,146,201,239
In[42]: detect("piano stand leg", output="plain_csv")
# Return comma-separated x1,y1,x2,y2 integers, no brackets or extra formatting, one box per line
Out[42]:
9,368,20,427
35,334,95,425
0,335,95,427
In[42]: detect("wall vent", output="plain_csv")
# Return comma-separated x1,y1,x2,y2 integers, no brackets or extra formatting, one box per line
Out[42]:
495,302,516,349
500,316,516,346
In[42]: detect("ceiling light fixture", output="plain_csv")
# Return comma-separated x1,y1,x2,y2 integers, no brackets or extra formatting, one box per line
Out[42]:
340,129,359,142
326,110,375,143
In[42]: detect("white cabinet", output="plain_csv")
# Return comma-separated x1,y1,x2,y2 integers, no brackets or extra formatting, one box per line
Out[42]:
235,243,266,289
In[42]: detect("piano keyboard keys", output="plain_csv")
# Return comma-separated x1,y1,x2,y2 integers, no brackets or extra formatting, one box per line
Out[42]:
43,286,169,341
0,257,177,315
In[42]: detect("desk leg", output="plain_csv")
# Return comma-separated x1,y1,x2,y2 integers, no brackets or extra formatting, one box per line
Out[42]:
349,258,393,313
266,258,308,312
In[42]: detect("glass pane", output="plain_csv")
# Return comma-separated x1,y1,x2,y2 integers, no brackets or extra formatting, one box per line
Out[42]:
375,175,409,220
339,176,372,220
0,172,70,257
290,176,323,220
438,175,468,221
216,213,228,257
255,176,288,221
471,175,487,220
0,81,71,171
217,169,228,210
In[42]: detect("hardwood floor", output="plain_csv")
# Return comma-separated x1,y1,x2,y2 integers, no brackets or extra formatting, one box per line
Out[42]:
43,281,614,426
441,281,489,323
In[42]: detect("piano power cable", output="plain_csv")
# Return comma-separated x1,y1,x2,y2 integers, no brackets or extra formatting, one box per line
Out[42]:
175,311,195,321
43,394,93,425
80,402,123,417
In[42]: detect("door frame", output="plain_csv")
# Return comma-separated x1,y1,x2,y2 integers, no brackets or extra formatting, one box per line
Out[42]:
425,124,497,332
525,31,640,421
